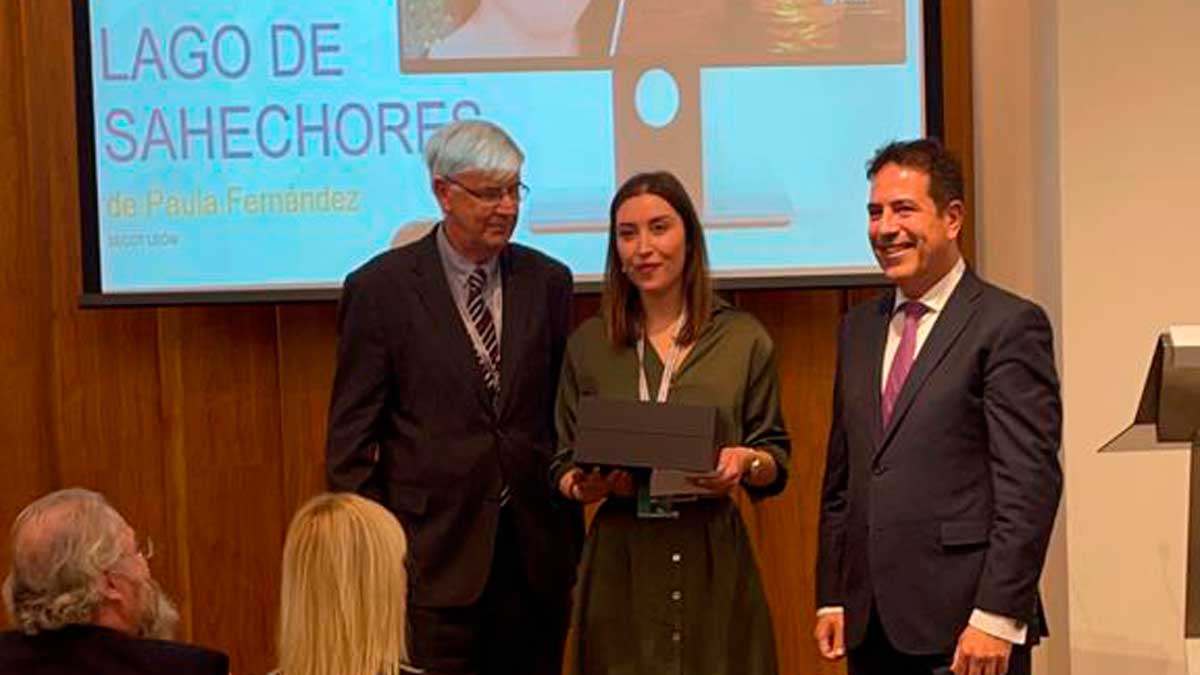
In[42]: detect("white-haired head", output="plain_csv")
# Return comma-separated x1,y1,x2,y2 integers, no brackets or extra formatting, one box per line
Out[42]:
2,488,179,639
3,489,125,633
424,119,524,179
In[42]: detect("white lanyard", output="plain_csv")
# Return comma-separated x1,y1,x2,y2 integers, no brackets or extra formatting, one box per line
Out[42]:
636,312,687,403
464,315,500,382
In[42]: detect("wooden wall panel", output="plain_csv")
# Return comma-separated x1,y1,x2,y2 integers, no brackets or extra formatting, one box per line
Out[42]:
942,0,976,260
0,4,973,675
737,289,845,675
276,304,339,518
23,0,189,640
0,0,55,578
159,306,288,675
49,308,178,609
570,292,603,328
848,286,886,311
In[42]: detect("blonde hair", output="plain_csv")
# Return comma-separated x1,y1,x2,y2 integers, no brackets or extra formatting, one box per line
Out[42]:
277,493,409,675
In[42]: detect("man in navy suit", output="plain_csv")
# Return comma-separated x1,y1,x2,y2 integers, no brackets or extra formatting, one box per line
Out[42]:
0,488,228,675
814,139,1063,675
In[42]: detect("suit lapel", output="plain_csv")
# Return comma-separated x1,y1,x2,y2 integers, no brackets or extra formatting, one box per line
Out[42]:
874,270,982,461
410,227,494,412
865,291,893,450
497,246,531,415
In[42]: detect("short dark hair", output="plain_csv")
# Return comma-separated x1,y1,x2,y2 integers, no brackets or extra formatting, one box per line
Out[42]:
866,138,964,212
602,171,713,348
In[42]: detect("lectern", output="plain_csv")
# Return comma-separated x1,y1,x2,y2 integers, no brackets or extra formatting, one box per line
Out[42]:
1102,326,1200,635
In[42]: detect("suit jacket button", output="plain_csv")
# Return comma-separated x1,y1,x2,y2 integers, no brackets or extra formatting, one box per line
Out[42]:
873,466,888,477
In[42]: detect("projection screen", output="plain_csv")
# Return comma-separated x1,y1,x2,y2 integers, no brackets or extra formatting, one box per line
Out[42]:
74,0,939,304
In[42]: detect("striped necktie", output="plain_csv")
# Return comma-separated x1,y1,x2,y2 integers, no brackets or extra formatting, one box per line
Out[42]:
467,266,500,398
468,266,508,505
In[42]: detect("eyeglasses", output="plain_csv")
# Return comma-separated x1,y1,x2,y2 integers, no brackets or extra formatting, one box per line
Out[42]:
105,534,154,580
135,535,154,562
442,175,530,204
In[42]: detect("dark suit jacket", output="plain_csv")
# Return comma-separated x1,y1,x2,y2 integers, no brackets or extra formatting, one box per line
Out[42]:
326,228,583,608
816,269,1063,655
0,625,228,675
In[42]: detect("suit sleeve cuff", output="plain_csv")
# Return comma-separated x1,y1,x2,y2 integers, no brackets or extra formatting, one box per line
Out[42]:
969,608,1027,644
816,606,844,617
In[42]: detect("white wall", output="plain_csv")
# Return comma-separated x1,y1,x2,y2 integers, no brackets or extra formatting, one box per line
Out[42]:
974,1,1200,673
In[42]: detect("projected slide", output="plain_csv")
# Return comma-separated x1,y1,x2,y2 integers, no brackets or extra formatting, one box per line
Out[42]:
81,0,923,296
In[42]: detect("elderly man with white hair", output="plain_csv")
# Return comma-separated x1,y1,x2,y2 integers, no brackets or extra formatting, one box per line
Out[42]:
0,488,228,674
326,119,582,675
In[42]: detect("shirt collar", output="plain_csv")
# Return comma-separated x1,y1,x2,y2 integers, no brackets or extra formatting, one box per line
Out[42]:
894,256,966,315
436,222,499,281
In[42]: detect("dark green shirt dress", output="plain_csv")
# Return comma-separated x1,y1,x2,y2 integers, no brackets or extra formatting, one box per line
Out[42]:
551,300,791,675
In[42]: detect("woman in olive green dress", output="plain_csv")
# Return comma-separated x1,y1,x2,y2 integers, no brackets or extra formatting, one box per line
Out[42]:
551,171,790,675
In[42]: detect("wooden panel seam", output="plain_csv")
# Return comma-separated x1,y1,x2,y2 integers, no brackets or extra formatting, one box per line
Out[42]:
156,309,195,641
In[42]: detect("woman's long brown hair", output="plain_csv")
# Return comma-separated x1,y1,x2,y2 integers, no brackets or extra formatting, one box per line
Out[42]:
602,171,713,349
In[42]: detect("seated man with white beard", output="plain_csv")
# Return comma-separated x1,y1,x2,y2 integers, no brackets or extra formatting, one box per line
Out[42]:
0,488,228,675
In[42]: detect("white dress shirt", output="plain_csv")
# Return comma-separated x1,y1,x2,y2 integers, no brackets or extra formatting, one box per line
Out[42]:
881,256,965,390
820,256,1029,646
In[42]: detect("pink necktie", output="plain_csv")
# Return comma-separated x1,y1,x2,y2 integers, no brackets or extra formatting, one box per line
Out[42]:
882,301,929,427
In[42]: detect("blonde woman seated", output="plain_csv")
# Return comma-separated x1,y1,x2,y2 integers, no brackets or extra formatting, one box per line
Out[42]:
274,493,415,675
